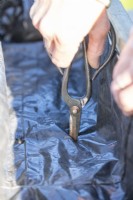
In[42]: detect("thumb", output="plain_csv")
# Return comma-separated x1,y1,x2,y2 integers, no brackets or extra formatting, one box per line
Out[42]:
87,10,110,68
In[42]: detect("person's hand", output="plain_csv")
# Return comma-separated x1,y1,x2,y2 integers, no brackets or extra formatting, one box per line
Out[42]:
111,29,133,116
30,0,110,68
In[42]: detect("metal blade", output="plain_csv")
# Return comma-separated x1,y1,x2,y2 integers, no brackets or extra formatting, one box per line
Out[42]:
69,106,81,141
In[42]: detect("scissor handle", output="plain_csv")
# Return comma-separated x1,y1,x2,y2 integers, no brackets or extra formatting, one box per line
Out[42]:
61,40,91,110
62,22,116,110
92,22,116,80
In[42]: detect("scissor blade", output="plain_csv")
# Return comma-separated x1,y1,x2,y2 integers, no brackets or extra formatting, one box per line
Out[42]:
69,106,81,141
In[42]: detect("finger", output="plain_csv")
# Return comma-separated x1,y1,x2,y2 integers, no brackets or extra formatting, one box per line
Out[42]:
123,110,133,117
110,81,120,107
87,35,107,68
51,38,80,68
43,28,79,67
112,64,133,92
117,84,133,116
30,0,42,19
44,38,53,57
30,0,53,29
87,10,110,68
112,30,133,82
112,52,133,91
111,78,133,116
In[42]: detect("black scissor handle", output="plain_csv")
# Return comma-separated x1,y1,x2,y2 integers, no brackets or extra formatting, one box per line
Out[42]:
62,22,116,109
61,40,91,110
92,22,116,80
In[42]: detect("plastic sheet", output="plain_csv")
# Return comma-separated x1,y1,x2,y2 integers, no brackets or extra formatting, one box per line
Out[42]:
1,1,133,199
0,40,126,200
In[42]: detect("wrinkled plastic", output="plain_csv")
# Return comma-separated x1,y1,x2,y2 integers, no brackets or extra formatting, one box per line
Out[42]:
1,1,133,199
0,40,126,200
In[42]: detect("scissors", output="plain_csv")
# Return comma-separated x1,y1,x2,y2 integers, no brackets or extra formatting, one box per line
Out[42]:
61,23,116,141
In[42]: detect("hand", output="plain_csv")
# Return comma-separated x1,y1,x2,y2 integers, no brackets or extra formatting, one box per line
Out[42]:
30,0,110,68
111,28,133,116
